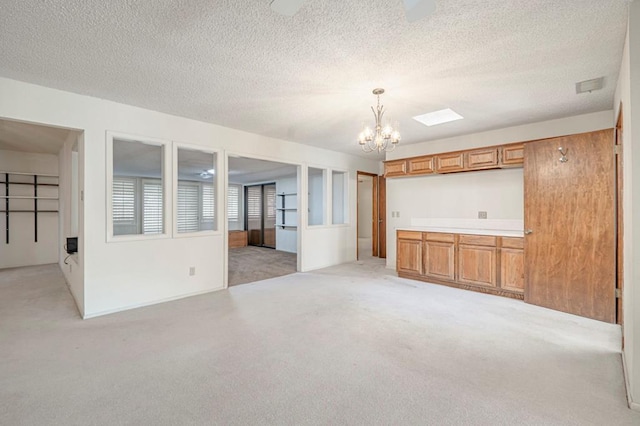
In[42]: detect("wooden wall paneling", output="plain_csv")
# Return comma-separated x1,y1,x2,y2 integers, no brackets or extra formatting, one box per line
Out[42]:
524,129,615,323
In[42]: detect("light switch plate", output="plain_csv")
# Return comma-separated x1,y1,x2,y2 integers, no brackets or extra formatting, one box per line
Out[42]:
478,211,488,219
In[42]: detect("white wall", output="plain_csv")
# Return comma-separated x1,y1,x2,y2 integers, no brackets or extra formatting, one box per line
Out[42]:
614,1,640,411
358,176,373,238
275,174,297,253
0,77,379,318
0,149,59,269
385,111,614,270
58,133,84,316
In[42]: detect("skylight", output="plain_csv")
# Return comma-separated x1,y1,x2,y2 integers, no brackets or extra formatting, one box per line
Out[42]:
413,108,464,127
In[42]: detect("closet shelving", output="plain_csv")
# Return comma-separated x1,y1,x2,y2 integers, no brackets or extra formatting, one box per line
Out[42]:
1,171,59,244
275,192,297,229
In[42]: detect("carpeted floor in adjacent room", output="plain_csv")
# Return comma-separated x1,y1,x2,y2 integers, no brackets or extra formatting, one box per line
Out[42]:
1,259,639,425
228,245,297,287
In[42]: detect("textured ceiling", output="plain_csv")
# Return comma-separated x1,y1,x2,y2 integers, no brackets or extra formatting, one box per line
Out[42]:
0,1,629,158
0,119,75,154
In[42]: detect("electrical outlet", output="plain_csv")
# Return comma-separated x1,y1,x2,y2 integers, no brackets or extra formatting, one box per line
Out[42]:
189,266,196,276
478,211,488,219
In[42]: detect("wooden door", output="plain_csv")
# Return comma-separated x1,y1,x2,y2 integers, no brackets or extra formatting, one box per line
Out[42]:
524,129,615,322
378,176,386,258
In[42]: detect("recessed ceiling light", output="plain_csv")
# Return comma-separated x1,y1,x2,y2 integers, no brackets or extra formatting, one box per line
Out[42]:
413,108,464,127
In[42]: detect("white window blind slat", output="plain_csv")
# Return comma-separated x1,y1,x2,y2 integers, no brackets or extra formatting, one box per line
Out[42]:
113,178,136,223
143,180,163,234
227,185,240,222
177,183,199,233
247,186,262,220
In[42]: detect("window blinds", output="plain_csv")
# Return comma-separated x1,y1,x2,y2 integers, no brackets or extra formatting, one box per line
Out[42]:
202,184,214,221
177,183,199,233
227,185,240,222
112,178,136,223
265,185,276,219
247,186,262,220
143,180,163,234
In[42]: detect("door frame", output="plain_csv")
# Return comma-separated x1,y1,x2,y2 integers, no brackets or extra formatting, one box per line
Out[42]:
356,171,378,260
616,103,624,327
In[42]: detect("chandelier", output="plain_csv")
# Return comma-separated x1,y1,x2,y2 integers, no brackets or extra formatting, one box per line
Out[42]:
357,88,401,153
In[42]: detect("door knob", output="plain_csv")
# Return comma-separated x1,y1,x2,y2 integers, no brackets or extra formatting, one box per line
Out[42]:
524,229,533,235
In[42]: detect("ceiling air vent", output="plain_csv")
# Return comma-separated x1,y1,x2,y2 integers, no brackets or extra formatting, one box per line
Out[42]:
576,77,604,94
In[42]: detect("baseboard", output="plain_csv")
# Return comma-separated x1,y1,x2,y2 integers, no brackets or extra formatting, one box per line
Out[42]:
622,350,640,411
83,286,223,319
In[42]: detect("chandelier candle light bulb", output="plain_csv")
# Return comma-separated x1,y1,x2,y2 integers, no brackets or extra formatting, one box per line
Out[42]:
357,88,401,153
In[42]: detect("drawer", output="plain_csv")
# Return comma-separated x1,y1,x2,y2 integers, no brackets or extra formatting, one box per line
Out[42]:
397,230,422,241
424,232,455,243
459,234,497,247
501,237,524,249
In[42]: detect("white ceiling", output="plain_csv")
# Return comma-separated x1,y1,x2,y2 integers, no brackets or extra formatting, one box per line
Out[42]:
0,1,629,158
0,119,76,154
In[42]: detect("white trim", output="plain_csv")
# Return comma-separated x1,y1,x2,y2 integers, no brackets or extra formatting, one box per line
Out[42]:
622,349,640,411
172,142,223,238
83,286,224,319
106,131,171,242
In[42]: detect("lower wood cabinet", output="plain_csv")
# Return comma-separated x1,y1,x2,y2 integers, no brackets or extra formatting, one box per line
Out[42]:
396,230,524,299
424,239,455,280
397,231,423,275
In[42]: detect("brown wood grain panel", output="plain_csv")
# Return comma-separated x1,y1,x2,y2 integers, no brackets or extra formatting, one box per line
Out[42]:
458,244,497,287
501,237,524,249
435,152,465,173
228,231,248,248
424,240,455,280
378,176,387,259
502,144,525,166
524,129,615,323
500,248,524,292
397,238,422,274
466,148,499,169
424,232,455,243
397,230,422,240
459,234,497,247
384,160,407,177
408,156,434,175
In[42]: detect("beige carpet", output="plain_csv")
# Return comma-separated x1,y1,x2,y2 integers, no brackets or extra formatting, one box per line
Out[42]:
228,246,297,287
1,262,639,425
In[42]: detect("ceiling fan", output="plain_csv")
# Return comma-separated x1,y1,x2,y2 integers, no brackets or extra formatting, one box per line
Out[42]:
270,0,436,23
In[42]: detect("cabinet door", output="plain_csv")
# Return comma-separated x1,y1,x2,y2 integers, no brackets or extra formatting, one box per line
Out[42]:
501,144,524,166
435,152,465,173
397,239,423,275
501,248,524,292
424,240,455,280
407,156,434,175
466,148,499,170
384,160,407,177
458,244,497,287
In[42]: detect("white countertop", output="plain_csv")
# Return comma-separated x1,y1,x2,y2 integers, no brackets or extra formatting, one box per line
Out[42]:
397,226,524,238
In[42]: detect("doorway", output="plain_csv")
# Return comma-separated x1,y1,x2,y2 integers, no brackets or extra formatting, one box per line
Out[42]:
227,156,299,287
245,183,276,248
357,171,386,260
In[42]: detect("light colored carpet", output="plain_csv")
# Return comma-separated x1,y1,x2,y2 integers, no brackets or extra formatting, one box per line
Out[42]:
1,261,638,425
228,246,297,287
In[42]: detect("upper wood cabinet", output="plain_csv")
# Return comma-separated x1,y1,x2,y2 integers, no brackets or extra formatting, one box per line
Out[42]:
466,148,499,170
384,158,407,177
435,152,465,173
384,159,407,177
383,141,527,179
407,156,434,176
501,143,524,166
397,231,423,275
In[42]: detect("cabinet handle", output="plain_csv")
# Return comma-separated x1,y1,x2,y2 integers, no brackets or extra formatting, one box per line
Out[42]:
524,229,533,235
